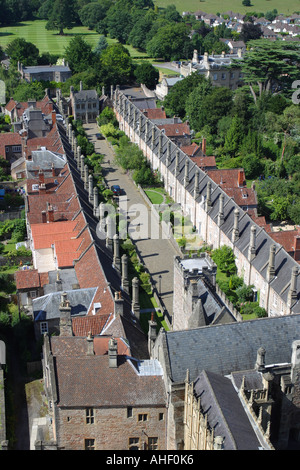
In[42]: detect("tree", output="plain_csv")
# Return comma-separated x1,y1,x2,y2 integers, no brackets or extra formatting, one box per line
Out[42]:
134,62,159,89
6,38,39,66
79,1,109,30
64,36,94,74
223,116,245,156
100,44,134,86
239,40,300,103
146,23,192,61
163,73,210,118
46,0,77,35
239,23,262,42
94,35,108,56
211,246,237,277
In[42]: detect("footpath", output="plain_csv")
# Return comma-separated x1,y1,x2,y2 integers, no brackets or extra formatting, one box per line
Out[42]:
83,123,178,319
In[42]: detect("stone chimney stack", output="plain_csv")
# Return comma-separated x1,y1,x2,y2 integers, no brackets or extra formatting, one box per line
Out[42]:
217,193,224,226
287,266,298,309
108,337,118,368
151,127,155,150
205,181,212,211
184,159,189,187
114,291,124,317
113,234,121,272
93,187,99,218
148,312,157,357
232,208,239,243
175,150,180,177
255,347,266,372
59,292,72,336
86,331,94,356
55,271,62,292
194,170,199,199
166,140,171,167
38,169,45,185
80,155,85,179
48,204,54,223
291,340,300,384
248,225,256,262
84,165,89,190
88,174,93,203
121,254,129,294
131,277,140,319
267,244,276,282
106,216,114,250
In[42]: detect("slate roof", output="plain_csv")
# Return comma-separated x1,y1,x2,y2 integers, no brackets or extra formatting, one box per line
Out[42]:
160,314,300,383
116,92,300,314
193,370,262,450
33,287,97,321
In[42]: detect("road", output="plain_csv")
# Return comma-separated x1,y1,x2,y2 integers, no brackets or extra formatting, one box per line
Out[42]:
84,123,178,319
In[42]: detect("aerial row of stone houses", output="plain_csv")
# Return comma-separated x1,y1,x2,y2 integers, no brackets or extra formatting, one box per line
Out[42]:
0,85,300,450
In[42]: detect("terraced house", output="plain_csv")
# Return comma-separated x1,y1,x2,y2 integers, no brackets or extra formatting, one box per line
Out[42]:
113,87,300,318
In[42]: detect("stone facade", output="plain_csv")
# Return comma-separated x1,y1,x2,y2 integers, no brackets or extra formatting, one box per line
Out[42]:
70,83,99,123
113,88,300,318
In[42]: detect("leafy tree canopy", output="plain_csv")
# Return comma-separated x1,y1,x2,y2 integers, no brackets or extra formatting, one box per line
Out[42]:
134,62,159,90
46,0,77,35
64,36,94,73
6,38,39,66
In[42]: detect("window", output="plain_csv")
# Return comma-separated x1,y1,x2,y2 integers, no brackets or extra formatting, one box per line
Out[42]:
85,439,95,450
129,438,139,450
86,408,94,424
127,407,133,418
138,413,148,422
12,146,21,152
148,437,158,450
273,293,278,307
213,73,218,80
40,322,48,334
221,73,226,80
159,413,164,421
30,290,37,298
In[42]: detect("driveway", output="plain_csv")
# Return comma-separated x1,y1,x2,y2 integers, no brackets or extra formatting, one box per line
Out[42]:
84,123,178,318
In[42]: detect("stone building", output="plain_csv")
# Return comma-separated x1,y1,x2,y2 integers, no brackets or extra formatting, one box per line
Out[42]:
180,50,244,90
172,253,241,330
113,88,300,318
69,83,99,123
18,62,72,83
151,315,300,450
42,332,167,450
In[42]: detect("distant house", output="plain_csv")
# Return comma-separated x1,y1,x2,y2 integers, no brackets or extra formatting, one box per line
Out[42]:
70,82,99,123
155,77,183,101
18,62,72,83
157,121,192,147
0,132,22,162
180,50,244,90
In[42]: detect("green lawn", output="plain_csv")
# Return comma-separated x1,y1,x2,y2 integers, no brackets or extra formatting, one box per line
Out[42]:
0,21,157,58
0,21,111,56
154,0,300,15
145,189,164,204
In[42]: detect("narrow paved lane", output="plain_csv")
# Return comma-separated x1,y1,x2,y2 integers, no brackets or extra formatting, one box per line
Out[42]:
84,124,178,318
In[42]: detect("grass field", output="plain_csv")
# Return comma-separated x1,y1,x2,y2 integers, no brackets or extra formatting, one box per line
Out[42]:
0,20,150,58
154,0,300,15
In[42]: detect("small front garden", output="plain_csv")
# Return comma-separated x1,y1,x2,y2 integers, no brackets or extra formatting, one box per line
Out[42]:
210,245,267,320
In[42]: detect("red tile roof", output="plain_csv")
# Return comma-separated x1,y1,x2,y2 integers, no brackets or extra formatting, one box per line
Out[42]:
143,108,166,119
190,155,217,169
72,314,112,337
157,122,191,136
207,168,257,207
0,133,22,158
15,269,40,290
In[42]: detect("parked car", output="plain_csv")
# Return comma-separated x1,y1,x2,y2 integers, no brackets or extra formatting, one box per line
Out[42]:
111,185,121,196
96,133,105,140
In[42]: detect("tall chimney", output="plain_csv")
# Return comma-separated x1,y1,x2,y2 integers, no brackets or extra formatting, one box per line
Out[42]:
93,187,99,217
175,150,180,177
108,337,118,368
267,245,276,282
86,331,94,356
202,138,206,155
255,347,266,372
184,159,189,187
114,291,124,317
84,165,89,191
38,169,45,185
88,174,93,203
48,204,54,223
131,277,140,319
238,169,245,187
205,181,212,211
121,254,129,294
194,171,199,199
287,266,298,308
166,140,171,167
113,234,121,271
248,225,256,261
59,292,72,336
52,110,56,126
232,208,239,243
148,312,157,357
217,193,224,226
80,155,85,178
